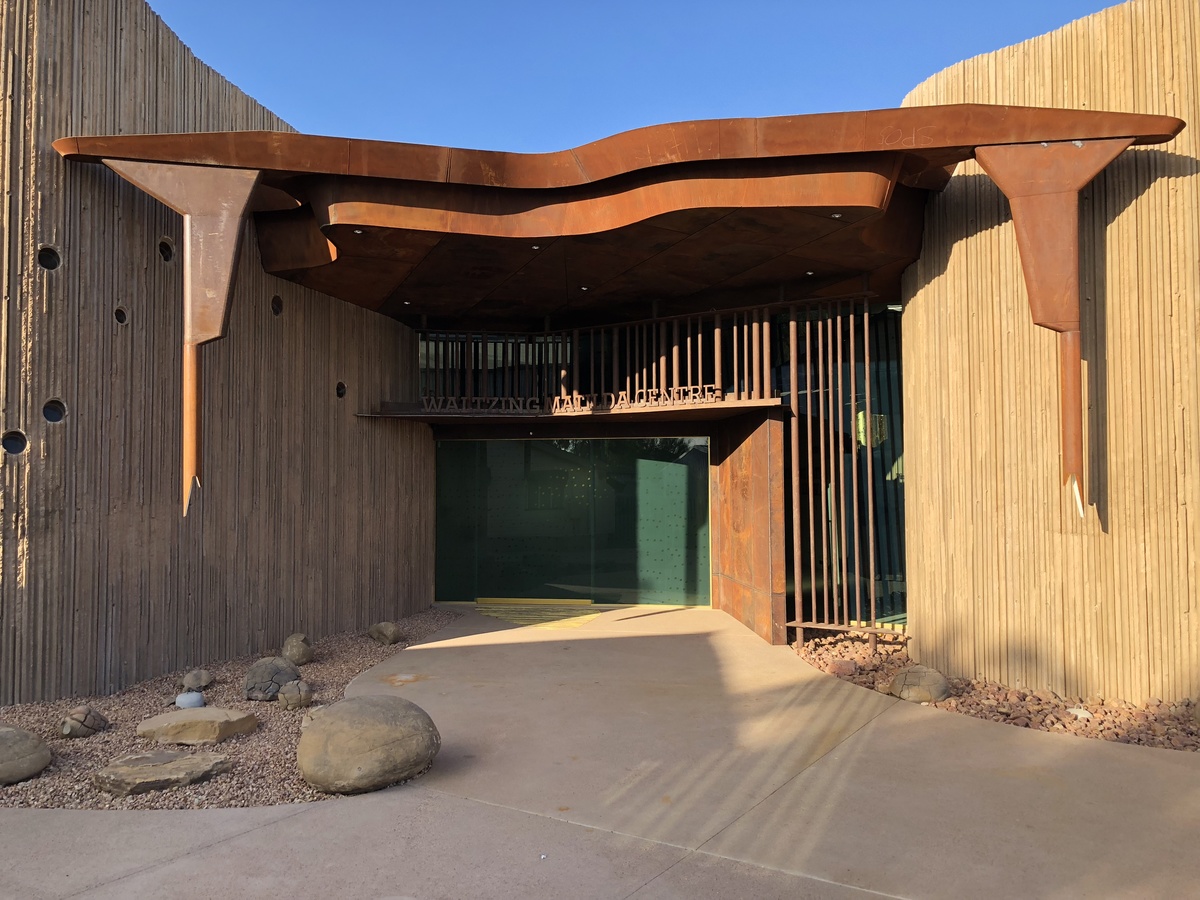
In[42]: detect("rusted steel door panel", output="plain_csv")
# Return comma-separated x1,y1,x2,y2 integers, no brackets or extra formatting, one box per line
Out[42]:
710,412,787,645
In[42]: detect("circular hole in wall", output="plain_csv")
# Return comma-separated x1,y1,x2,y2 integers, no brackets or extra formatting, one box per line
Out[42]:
271,295,283,316
42,399,67,423
336,382,347,399
158,238,175,262
37,246,61,270
114,307,129,325
2,430,28,455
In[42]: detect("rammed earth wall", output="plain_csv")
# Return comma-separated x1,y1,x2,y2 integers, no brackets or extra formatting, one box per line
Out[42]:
0,0,434,704
902,0,1200,701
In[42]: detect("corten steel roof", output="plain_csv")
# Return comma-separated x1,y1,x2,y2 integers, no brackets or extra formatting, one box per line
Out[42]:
55,105,1183,332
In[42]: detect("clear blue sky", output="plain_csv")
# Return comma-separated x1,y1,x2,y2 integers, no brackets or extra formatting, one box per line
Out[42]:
145,0,1117,152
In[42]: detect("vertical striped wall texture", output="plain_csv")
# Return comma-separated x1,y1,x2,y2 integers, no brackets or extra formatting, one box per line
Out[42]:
901,0,1199,702
0,0,435,704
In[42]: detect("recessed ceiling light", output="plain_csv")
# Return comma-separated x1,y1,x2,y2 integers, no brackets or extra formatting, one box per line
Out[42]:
531,245,540,250
805,271,815,276
580,286,589,291
403,301,411,305
830,213,843,219
353,228,364,234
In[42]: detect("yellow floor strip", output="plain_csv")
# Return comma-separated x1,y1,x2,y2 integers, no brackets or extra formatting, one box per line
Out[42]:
476,597,593,606
475,603,601,628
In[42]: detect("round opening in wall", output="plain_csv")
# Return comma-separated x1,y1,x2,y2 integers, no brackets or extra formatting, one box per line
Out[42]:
114,307,129,325
271,295,283,316
158,238,175,262
336,382,347,399
37,246,61,270
42,399,67,423
2,430,28,455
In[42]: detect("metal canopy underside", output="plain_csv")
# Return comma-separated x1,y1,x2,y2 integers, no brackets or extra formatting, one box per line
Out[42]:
54,104,1183,332
54,103,1186,517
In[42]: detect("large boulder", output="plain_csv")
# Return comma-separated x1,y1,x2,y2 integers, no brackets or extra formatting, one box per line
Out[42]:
0,724,52,784
136,708,258,746
60,705,109,738
94,750,231,797
367,622,404,645
243,656,302,701
887,665,951,703
281,633,314,666
296,696,440,794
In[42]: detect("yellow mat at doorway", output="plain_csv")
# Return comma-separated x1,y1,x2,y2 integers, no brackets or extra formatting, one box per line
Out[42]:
475,601,601,629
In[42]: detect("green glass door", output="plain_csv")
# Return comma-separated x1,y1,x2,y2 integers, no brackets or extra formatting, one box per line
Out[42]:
435,438,710,605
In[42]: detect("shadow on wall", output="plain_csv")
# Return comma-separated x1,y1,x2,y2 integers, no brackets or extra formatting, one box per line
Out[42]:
927,594,1200,706
909,149,1199,531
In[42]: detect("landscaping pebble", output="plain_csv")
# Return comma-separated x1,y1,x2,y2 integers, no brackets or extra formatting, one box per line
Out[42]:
0,607,459,810
799,631,1200,751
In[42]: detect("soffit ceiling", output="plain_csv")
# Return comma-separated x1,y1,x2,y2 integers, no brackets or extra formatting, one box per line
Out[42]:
55,105,1184,331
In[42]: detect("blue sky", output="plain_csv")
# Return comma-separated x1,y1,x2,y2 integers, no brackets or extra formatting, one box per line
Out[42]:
145,1,1117,152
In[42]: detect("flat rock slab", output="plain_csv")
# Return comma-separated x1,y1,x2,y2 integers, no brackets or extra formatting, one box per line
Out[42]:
94,750,231,797
297,695,439,794
136,708,258,746
0,724,52,784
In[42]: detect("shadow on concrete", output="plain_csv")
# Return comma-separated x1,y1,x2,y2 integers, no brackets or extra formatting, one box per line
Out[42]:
349,608,1200,899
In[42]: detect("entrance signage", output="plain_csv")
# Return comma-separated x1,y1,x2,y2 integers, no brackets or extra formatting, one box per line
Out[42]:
420,385,726,415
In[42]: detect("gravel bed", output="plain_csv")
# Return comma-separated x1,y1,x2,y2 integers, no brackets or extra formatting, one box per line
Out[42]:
0,607,460,810
799,631,1200,751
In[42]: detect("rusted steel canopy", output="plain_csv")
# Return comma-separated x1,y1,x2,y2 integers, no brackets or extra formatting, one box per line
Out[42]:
55,104,1185,517
55,104,1183,332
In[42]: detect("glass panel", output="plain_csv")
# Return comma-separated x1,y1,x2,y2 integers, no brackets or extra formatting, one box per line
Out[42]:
435,438,710,605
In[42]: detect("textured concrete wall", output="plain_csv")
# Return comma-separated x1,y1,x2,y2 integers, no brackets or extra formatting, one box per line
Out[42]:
0,0,434,703
901,0,1199,701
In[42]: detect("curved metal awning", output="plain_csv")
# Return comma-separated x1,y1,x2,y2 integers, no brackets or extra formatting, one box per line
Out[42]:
56,104,1183,331
54,104,1186,515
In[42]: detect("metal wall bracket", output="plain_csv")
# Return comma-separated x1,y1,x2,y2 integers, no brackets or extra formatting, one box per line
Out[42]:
975,138,1134,516
102,160,261,515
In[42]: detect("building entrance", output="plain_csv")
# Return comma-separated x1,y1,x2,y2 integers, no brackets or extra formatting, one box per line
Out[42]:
435,438,710,605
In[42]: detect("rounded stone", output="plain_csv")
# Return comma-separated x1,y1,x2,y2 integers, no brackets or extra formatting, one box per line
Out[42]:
281,633,314,666
60,705,109,738
178,668,214,692
176,691,206,709
296,695,440,794
367,622,404,645
0,724,52,785
887,664,951,703
277,679,314,710
243,657,302,701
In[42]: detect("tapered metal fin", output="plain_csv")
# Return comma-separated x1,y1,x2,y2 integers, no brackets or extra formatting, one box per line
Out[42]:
102,161,260,516
976,139,1133,515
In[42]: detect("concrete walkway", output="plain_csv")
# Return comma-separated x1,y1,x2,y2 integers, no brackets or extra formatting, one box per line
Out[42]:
2,606,1198,899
